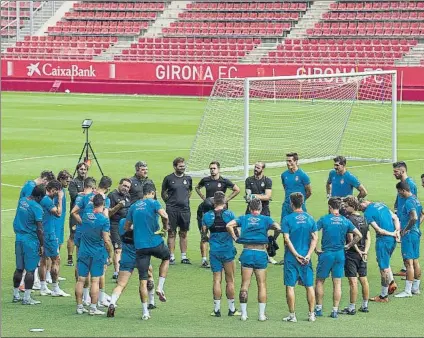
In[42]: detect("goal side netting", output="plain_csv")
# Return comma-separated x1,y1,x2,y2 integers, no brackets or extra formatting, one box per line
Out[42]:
187,70,397,179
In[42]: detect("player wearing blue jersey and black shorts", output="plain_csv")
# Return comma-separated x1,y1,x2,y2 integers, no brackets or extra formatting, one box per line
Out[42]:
75,194,113,316
125,183,170,320
314,198,362,319
395,181,423,298
392,161,418,277
227,199,280,322
360,200,400,302
278,153,312,265
202,191,240,317
13,185,46,305
326,156,367,201
282,193,318,323
38,180,71,297
195,161,240,268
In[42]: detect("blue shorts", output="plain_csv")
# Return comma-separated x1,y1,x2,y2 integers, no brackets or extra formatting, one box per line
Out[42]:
77,255,105,278
239,249,268,270
376,238,396,270
15,240,40,272
281,201,306,223
55,222,64,245
44,232,59,258
119,244,136,273
316,250,345,279
284,259,314,287
210,248,237,273
401,232,420,260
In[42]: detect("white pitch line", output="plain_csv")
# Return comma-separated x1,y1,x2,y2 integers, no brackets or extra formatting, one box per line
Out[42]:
1,148,191,164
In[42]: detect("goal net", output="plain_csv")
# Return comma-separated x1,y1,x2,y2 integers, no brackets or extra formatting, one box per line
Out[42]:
187,70,397,179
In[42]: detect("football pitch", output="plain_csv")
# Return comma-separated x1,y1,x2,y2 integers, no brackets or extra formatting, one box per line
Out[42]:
1,92,423,337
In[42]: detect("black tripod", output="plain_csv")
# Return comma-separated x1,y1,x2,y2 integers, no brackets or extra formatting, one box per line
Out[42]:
73,124,104,178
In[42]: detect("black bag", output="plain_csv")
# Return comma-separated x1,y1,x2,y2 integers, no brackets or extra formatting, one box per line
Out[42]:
267,236,279,257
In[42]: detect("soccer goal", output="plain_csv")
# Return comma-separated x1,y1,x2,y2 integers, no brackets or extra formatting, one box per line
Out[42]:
187,70,397,179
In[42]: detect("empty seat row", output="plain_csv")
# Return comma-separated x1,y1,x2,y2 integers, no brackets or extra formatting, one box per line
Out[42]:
178,12,300,20
56,21,149,28
260,57,397,65
129,43,254,51
187,2,308,11
123,49,246,57
15,41,111,49
139,37,261,44
170,21,292,29
48,26,142,35
285,38,417,46
315,22,424,30
6,47,103,55
277,44,410,52
309,27,424,36
269,51,403,58
24,35,118,43
330,1,424,11
2,54,95,60
65,11,157,20
73,2,165,11
0,10,31,18
163,27,289,36
1,2,42,9
114,55,240,63
323,11,424,20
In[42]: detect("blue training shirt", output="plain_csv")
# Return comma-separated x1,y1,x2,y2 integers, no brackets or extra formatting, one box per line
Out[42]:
78,211,110,257
281,168,310,203
19,180,36,199
53,188,66,232
236,214,275,245
400,195,422,235
317,214,355,251
395,177,418,216
327,169,360,197
282,211,317,261
39,195,57,234
13,197,43,241
126,198,163,250
364,202,396,241
203,209,235,252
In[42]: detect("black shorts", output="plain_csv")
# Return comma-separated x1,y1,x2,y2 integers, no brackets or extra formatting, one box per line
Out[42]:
345,253,367,278
69,216,76,236
110,222,122,250
136,242,170,280
167,208,191,232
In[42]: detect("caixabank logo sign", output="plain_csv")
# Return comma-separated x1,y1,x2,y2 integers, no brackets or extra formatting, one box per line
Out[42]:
26,62,96,77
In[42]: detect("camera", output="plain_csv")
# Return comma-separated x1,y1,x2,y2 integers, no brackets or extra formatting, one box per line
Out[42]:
82,119,93,129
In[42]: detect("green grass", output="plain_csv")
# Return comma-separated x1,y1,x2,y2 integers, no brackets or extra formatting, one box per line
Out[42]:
1,92,424,337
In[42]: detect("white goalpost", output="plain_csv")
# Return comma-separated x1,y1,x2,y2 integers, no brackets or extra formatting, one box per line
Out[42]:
187,70,397,179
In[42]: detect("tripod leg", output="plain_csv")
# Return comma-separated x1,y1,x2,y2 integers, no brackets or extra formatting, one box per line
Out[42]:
87,142,104,177
73,143,89,177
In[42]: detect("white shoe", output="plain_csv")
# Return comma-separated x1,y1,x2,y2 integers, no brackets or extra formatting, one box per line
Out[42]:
82,300,91,307
258,314,268,321
76,306,88,314
412,289,421,295
46,277,53,284
89,308,105,316
98,300,110,308
32,281,41,290
283,315,297,323
268,257,277,264
58,276,66,281
395,291,412,298
40,287,52,296
51,289,71,297
308,313,316,322
240,315,248,321
105,293,111,302
141,313,151,320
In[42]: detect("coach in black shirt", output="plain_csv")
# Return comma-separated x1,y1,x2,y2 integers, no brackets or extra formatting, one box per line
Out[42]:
108,178,132,279
129,161,156,205
195,161,240,267
161,157,192,265
66,162,88,266
244,161,272,216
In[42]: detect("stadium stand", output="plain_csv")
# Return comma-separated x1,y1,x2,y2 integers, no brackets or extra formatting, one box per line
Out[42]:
1,1,43,37
262,1,423,65
1,1,424,65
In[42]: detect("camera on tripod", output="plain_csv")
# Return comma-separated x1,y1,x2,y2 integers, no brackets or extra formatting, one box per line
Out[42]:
82,119,93,129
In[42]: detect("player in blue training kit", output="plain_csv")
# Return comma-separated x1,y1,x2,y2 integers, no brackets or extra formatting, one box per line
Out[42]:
75,194,113,316
360,200,400,302
18,170,56,199
395,181,423,298
54,170,72,252
227,199,280,322
314,198,362,319
202,191,240,318
13,185,46,305
38,180,70,297
282,193,318,323
107,218,156,318
392,161,418,277
326,156,367,199
125,183,170,320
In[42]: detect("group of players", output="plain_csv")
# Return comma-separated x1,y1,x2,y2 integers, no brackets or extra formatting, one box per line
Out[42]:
12,153,423,322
